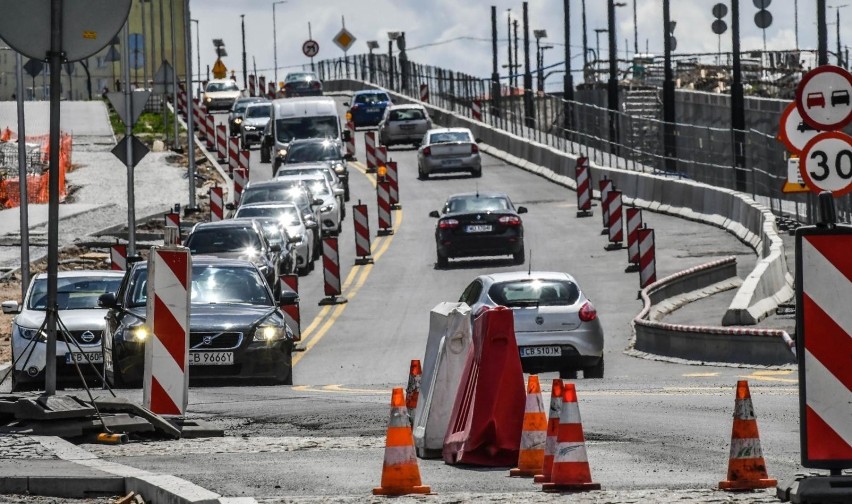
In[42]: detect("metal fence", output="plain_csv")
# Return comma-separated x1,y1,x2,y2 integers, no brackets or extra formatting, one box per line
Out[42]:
313,54,851,225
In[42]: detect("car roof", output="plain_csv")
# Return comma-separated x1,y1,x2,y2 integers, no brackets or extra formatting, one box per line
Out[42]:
32,270,124,280
447,191,511,200
190,219,260,230
277,172,325,181
428,127,472,134
388,104,425,110
133,257,259,270
245,178,311,190
271,97,337,116
354,89,389,95
237,202,298,209
479,271,575,284
280,161,334,170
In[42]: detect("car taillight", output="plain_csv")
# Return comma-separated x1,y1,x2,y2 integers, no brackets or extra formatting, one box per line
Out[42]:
438,218,459,229
351,104,360,110
498,215,521,226
471,143,479,154
311,81,321,89
423,146,432,156
579,301,597,322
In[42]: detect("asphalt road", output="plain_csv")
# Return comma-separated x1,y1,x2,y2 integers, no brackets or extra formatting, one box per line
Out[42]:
65,99,807,501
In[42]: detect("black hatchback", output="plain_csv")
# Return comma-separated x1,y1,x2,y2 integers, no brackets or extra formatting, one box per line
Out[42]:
429,191,527,268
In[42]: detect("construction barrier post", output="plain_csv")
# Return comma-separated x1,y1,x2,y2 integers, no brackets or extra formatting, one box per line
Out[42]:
509,375,547,477
258,76,266,99
598,177,612,236
205,114,216,151
352,202,374,264
345,121,356,158
109,244,127,271
228,136,240,174
405,360,422,427
248,74,256,97
604,189,623,251
625,207,642,272
164,212,181,245
377,180,394,236
541,383,600,492
373,388,431,496
387,160,400,209
216,125,228,165
365,131,377,172
318,237,348,305
420,83,429,103
233,167,248,206
638,226,656,292
209,186,224,222
575,156,592,217
279,274,301,341
239,149,250,175
472,99,482,121
719,380,777,490
376,146,388,172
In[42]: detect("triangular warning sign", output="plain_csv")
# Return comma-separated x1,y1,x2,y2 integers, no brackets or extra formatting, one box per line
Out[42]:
111,135,150,168
107,90,152,127
153,61,175,94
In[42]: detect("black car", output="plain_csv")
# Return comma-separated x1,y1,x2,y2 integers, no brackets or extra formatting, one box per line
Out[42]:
229,97,268,136
429,191,527,268
99,258,296,387
282,72,323,97
279,138,351,201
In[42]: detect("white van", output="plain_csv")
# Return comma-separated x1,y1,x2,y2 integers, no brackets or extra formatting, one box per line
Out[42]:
263,97,349,170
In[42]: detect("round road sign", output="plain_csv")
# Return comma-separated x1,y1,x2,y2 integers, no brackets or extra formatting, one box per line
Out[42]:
800,131,852,196
778,102,822,155
302,39,319,58
712,3,728,19
712,19,728,35
754,10,773,29
753,0,771,8
795,65,852,131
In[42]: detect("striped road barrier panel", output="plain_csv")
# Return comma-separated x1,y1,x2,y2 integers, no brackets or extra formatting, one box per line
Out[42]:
353,202,374,264
365,131,377,172
420,83,429,103
164,212,181,245
377,180,393,236
598,178,613,236
110,244,127,271
279,274,300,340
233,167,248,206
209,186,224,222
319,237,348,305
605,190,623,250
625,207,642,272
387,160,400,209
575,156,592,217
638,226,656,290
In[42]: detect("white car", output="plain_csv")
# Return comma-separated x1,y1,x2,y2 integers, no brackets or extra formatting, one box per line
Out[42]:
417,127,482,179
276,173,344,235
203,79,242,112
2,270,124,391
232,202,316,276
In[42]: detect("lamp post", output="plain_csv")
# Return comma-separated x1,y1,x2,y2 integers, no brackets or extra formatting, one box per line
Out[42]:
662,0,677,172
388,31,401,90
241,14,247,89
533,29,547,93
367,40,379,83
829,4,848,67
594,28,607,77
272,1,286,88
607,1,627,155
582,0,589,70
563,0,574,134
507,9,514,88
191,19,201,96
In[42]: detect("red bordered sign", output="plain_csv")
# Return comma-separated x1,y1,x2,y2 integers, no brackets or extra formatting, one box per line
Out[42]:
778,101,822,155
799,131,852,197
795,65,852,131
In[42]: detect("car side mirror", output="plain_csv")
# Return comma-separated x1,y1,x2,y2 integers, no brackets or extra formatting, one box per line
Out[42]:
517,206,528,214
1,300,20,314
342,130,352,141
288,233,302,244
344,153,354,161
270,243,282,253
429,210,440,218
278,289,300,305
343,101,350,107
333,188,344,197
225,202,235,210
97,292,118,309
475,138,482,144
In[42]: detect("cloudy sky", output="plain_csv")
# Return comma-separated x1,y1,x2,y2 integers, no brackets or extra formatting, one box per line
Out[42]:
192,0,844,90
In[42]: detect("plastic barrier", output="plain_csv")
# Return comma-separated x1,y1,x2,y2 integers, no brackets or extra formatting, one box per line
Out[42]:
387,160,400,209
248,74,256,97
575,156,592,217
319,237,347,305
420,83,429,103
413,302,471,459
345,121,356,157
377,180,393,235
443,306,526,466
228,136,239,173
216,125,228,164
352,202,373,264
164,212,181,245
472,99,482,121
205,114,215,150
258,76,266,99
625,207,642,272
639,227,657,289
209,186,224,222
279,274,300,340
598,177,613,235
376,145,388,171
365,131,377,172
605,189,624,250
233,167,248,206
719,380,777,490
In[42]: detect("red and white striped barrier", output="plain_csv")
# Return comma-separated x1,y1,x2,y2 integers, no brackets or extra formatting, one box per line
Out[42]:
798,231,852,467
110,244,127,271
353,202,373,265
472,99,482,121
575,156,592,217
209,186,224,222
233,167,248,206
228,136,240,174
387,160,400,209
638,227,656,289
598,178,613,235
605,189,623,250
345,121,356,158
177,84,187,120
377,180,393,236
420,83,429,103
376,146,388,171
239,149,250,174
268,82,276,99
216,124,228,164
365,131,377,172
279,274,300,340
164,212,181,245
192,100,203,139
248,74,256,97
205,114,216,151
625,207,642,271
258,76,266,99
318,238,348,305
143,246,190,416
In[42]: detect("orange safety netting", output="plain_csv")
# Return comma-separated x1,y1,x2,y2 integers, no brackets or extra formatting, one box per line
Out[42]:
0,127,72,208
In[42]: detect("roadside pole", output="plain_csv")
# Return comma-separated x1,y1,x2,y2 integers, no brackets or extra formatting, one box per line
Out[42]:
15,52,30,300
184,0,197,211
123,22,137,258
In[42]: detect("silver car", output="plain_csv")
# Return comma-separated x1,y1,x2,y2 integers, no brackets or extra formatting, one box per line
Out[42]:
2,270,124,391
378,104,432,147
233,202,316,276
416,127,482,179
276,173,344,235
458,271,604,379
240,102,271,149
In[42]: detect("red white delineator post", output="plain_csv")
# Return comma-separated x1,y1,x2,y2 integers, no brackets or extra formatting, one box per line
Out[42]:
625,207,642,272
216,125,228,164
575,156,592,217
353,202,374,265
387,160,400,209
110,244,127,271
638,226,656,291
365,131,377,172
258,76,266,99
268,82,276,99
472,99,482,121
248,74,256,97
377,180,393,236
420,83,429,103
177,84,187,120
233,167,248,206
209,186,224,222
143,246,191,417
278,274,301,340
599,178,613,235
192,100,203,139
605,190,624,250
377,146,388,169
228,136,240,173
205,114,216,151
345,121,356,158
319,237,348,305
164,212,181,245
239,149,250,175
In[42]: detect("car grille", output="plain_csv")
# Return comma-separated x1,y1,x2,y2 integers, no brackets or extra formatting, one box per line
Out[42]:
63,330,102,346
190,332,244,350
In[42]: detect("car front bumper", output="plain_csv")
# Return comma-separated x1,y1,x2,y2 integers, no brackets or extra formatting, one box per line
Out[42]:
12,337,104,388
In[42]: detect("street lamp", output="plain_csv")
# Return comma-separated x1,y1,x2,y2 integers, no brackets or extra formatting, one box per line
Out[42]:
272,1,287,88
191,19,201,96
388,31,401,89
533,29,547,92
367,40,379,82
594,28,607,72
829,4,849,67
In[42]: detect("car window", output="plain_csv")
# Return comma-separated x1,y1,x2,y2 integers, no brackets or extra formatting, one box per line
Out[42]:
285,143,340,163
185,227,264,254
458,280,483,306
488,280,580,307
275,117,339,143
285,72,316,82
355,93,389,104
207,81,238,92
245,105,270,118
236,206,301,226
447,196,510,213
27,276,122,310
389,109,425,121
305,180,331,197
129,265,273,307
429,131,470,143
241,185,306,206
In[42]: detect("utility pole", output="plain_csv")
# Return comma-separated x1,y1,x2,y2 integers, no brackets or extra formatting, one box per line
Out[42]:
241,14,247,89
491,6,501,119
523,1,534,128
159,0,168,145
514,19,520,90
731,0,746,192
507,9,513,89
607,0,618,152
184,0,197,211
633,0,638,56
663,0,676,172
563,0,573,133
582,0,589,70
141,0,148,89
818,0,828,65
794,0,799,50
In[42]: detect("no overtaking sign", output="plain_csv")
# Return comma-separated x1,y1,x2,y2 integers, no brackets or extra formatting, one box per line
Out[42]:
795,65,852,131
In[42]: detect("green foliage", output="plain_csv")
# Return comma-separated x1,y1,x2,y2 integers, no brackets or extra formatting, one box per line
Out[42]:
105,97,179,138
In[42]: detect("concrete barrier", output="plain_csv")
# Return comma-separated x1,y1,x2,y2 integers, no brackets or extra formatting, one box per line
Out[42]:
324,80,793,325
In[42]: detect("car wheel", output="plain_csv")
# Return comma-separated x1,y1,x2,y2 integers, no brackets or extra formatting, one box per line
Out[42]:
344,184,350,202
513,248,525,265
471,168,482,178
418,165,428,180
559,368,578,380
274,349,294,385
583,357,604,379
436,250,448,269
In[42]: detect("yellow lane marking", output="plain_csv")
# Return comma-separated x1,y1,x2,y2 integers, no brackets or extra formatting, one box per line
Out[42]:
683,373,720,377
738,369,798,384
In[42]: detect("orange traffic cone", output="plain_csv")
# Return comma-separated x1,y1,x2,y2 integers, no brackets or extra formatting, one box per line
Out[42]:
373,387,431,496
541,383,600,492
719,380,777,491
405,359,422,426
1,128,11,142
510,375,548,477
534,378,564,483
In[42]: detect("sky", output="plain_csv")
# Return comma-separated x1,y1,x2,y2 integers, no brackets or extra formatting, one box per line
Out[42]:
191,0,845,91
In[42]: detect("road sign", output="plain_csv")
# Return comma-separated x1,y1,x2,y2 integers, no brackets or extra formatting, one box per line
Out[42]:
782,157,809,194
302,39,319,58
212,58,227,79
778,101,822,155
799,131,852,196
152,61,175,94
795,65,852,131
712,3,728,19
333,27,356,52
23,59,43,77
106,90,151,127
712,20,727,35
754,10,773,29
111,134,149,168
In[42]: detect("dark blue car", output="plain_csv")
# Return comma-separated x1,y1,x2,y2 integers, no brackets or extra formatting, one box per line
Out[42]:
345,90,392,128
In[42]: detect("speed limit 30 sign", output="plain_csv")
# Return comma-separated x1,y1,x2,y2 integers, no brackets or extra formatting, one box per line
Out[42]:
800,131,852,196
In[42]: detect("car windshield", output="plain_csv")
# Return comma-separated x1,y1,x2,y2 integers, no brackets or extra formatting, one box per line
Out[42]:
245,105,270,118
184,227,263,253
355,93,389,104
446,196,510,213
207,81,239,92
279,168,333,185
241,185,307,206
488,279,580,307
275,117,339,143
235,206,301,226
304,180,331,197
284,142,341,163
389,109,425,121
285,72,317,82
256,220,284,246
233,101,254,113
429,131,470,143
128,265,272,308
27,276,122,311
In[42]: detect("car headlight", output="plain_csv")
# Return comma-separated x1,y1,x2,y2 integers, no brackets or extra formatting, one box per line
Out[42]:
118,323,150,342
19,326,47,342
277,149,287,158
332,162,346,174
244,125,256,131
234,118,242,124
205,97,212,103
320,204,334,214
253,317,292,342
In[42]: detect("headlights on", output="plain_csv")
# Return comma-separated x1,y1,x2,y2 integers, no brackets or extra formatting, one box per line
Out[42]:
277,149,288,158
253,318,291,342
320,204,334,214
116,323,149,343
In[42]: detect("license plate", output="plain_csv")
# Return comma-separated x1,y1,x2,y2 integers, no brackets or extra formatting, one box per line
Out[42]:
519,346,562,357
367,107,379,113
65,352,103,364
466,224,492,233
189,352,234,365
399,124,415,130
441,159,462,166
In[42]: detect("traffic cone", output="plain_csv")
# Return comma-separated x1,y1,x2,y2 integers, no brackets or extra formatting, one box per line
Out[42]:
405,359,422,427
1,128,10,142
719,380,777,491
534,379,564,483
373,388,431,496
541,383,601,492
510,375,548,477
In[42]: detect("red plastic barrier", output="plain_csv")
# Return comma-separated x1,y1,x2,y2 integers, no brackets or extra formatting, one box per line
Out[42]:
443,306,526,466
